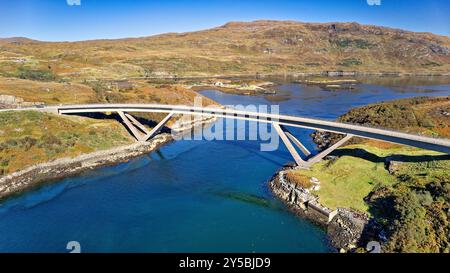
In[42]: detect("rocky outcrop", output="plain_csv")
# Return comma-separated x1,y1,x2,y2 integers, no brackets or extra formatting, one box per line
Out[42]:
0,94,44,108
328,208,369,251
0,134,172,200
269,167,338,227
269,166,382,252
328,208,386,252
0,95,23,105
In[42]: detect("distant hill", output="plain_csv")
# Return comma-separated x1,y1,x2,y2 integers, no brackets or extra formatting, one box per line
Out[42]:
0,37,40,45
312,96,450,150
1,20,449,79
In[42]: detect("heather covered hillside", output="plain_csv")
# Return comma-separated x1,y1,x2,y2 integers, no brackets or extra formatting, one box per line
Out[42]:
1,21,449,79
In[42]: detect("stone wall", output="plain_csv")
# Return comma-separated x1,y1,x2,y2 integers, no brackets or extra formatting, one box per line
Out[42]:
269,168,338,226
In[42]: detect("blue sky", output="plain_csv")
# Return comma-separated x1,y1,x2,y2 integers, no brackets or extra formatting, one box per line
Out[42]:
1,0,449,41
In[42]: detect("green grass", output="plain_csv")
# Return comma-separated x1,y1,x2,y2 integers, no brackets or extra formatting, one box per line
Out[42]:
291,144,448,214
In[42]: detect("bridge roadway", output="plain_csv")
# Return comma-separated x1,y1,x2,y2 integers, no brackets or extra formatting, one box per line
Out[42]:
2,104,450,167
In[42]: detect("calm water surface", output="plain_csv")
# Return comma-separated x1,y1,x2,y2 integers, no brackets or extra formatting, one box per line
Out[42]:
0,78,449,253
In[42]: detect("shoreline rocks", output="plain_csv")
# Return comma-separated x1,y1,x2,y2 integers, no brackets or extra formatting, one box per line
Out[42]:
0,112,218,201
269,167,338,227
269,166,380,252
135,71,450,81
0,134,173,201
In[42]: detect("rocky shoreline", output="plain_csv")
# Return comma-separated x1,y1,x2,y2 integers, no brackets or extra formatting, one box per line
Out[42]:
0,109,218,201
133,71,450,80
269,166,381,253
0,133,173,200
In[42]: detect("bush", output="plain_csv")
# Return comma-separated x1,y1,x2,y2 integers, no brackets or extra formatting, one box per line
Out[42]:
105,92,125,103
331,38,373,49
285,172,314,189
339,58,363,66
0,159,9,167
17,136,37,150
38,134,62,149
4,139,18,148
16,67,56,81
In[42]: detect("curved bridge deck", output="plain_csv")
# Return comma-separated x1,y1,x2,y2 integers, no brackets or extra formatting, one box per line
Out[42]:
2,104,450,167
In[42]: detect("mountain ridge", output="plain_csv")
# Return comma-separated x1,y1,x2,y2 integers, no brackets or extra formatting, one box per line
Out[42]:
0,20,449,79
2,20,449,42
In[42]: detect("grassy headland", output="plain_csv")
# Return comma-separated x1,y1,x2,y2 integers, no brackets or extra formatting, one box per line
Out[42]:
287,96,450,252
0,111,133,176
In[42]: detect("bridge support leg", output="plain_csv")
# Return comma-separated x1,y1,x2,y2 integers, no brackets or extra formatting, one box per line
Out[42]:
118,111,146,142
273,123,307,167
118,111,175,142
306,134,353,166
279,125,311,157
125,113,151,135
143,112,175,141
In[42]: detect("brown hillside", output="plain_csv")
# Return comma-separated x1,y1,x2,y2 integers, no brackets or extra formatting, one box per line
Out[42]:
1,20,449,79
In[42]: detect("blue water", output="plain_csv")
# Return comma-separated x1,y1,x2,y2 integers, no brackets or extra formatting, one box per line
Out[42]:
0,80,449,253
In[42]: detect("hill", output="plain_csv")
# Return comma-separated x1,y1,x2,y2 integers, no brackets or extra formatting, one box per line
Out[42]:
1,20,449,79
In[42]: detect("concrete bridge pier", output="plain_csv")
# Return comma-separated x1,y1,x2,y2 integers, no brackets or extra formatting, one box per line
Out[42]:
279,125,311,157
117,111,174,142
143,112,174,141
273,123,309,167
118,111,147,141
274,122,354,168
306,134,353,166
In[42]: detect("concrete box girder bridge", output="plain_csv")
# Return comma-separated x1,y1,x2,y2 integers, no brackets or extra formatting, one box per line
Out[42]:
2,104,450,168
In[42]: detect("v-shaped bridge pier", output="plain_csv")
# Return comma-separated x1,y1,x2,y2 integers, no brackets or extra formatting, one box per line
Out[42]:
273,123,353,168
118,111,175,142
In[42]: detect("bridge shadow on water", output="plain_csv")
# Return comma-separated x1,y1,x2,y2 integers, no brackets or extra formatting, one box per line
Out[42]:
330,148,450,164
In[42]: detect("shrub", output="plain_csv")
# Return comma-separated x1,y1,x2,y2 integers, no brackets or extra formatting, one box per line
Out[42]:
331,38,373,49
0,159,9,167
285,172,314,189
17,136,37,150
105,92,125,103
16,67,56,81
4,139,18,148
38,134,62,148
339,58,362,66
